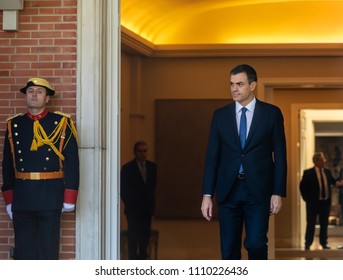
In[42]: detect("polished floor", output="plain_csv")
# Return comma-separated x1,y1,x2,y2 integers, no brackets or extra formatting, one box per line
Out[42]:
152,218,221,260
276,225,343,260
141,218,343,260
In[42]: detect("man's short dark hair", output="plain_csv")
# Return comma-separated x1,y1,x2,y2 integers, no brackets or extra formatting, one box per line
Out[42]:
313,152,325,163
133,141,147,154
230,64,257,84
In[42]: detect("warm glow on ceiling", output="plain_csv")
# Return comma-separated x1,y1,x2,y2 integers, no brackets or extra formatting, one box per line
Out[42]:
121,0,343,45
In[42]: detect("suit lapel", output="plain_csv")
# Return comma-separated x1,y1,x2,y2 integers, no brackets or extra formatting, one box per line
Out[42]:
134,160,146,184
245,100,263,148
229,103,241,147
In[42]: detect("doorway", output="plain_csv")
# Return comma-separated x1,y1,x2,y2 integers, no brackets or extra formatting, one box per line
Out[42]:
299,109,343,246
259,78,343,251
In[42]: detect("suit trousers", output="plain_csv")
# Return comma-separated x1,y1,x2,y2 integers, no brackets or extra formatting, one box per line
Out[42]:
217,179,270,260
13,210,61,260
305,199,331,247
126,214,152,260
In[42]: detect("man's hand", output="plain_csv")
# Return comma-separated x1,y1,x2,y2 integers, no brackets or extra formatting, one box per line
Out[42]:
270,195,282,215
201,195,213,221
336,180,343,188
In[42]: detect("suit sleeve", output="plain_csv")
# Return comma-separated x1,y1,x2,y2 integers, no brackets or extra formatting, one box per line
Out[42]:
1,125,15,205
62,117,80,204
120,165,129,205
299,171,309,202
202,111,220,196
150,162,157,191
272,107,287,197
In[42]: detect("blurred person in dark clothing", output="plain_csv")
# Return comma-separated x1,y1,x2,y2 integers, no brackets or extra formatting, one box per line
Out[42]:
120,141,157,259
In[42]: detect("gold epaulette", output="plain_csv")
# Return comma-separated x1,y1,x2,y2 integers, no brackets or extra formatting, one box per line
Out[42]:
6,113,23,122
54,111,71,118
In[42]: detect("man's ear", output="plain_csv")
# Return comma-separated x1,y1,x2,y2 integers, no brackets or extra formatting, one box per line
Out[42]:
45,95,50,104
250,81,257,92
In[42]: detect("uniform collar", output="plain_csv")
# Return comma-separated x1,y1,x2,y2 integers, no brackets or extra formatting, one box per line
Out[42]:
27,109,49,120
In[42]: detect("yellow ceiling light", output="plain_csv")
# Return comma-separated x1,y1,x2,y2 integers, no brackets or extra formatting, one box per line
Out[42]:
121,0,343,45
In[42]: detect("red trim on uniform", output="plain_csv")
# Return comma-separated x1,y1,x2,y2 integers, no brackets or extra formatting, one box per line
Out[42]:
2,190,13,205
64,189,78,204
26,109,49,120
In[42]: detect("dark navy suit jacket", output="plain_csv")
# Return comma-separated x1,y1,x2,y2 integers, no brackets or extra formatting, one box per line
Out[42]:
300,167,335,204
120,159,157,216
202,99,287,203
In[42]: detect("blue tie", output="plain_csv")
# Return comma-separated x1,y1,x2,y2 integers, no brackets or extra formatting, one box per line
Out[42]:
239,107,247,173
239,107,247,148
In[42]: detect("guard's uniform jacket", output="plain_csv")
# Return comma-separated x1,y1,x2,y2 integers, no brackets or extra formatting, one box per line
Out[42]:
1,109,79,211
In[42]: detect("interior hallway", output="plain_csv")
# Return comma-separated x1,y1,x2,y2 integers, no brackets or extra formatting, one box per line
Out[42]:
149,219,343,260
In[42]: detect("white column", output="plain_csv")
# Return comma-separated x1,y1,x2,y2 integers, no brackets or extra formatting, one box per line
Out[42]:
104,0,120,259
76,0,120,259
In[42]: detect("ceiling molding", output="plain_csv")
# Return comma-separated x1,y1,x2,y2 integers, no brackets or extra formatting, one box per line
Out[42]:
121,26,155,56
121,27,343,58
153,44,343,58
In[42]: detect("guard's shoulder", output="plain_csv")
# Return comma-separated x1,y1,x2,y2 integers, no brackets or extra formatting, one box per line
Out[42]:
6,113,23,122
54,111,71,118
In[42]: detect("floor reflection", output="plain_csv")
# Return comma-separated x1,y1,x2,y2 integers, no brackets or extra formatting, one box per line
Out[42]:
149,219,343,260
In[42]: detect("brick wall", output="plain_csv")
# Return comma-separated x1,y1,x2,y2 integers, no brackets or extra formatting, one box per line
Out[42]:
0,0,78,259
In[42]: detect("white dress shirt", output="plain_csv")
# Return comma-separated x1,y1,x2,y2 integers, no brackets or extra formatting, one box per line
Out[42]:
235,97,256,137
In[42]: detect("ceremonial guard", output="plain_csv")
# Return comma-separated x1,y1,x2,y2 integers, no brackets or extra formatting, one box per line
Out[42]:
1,77,80,259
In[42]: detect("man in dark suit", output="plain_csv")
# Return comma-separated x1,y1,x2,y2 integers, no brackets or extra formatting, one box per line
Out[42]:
121,141,157,259
300,152,338,250
201,64,287,260
1,77,80,259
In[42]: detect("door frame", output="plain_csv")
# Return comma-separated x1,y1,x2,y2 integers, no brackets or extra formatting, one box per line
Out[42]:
257,78,343,250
